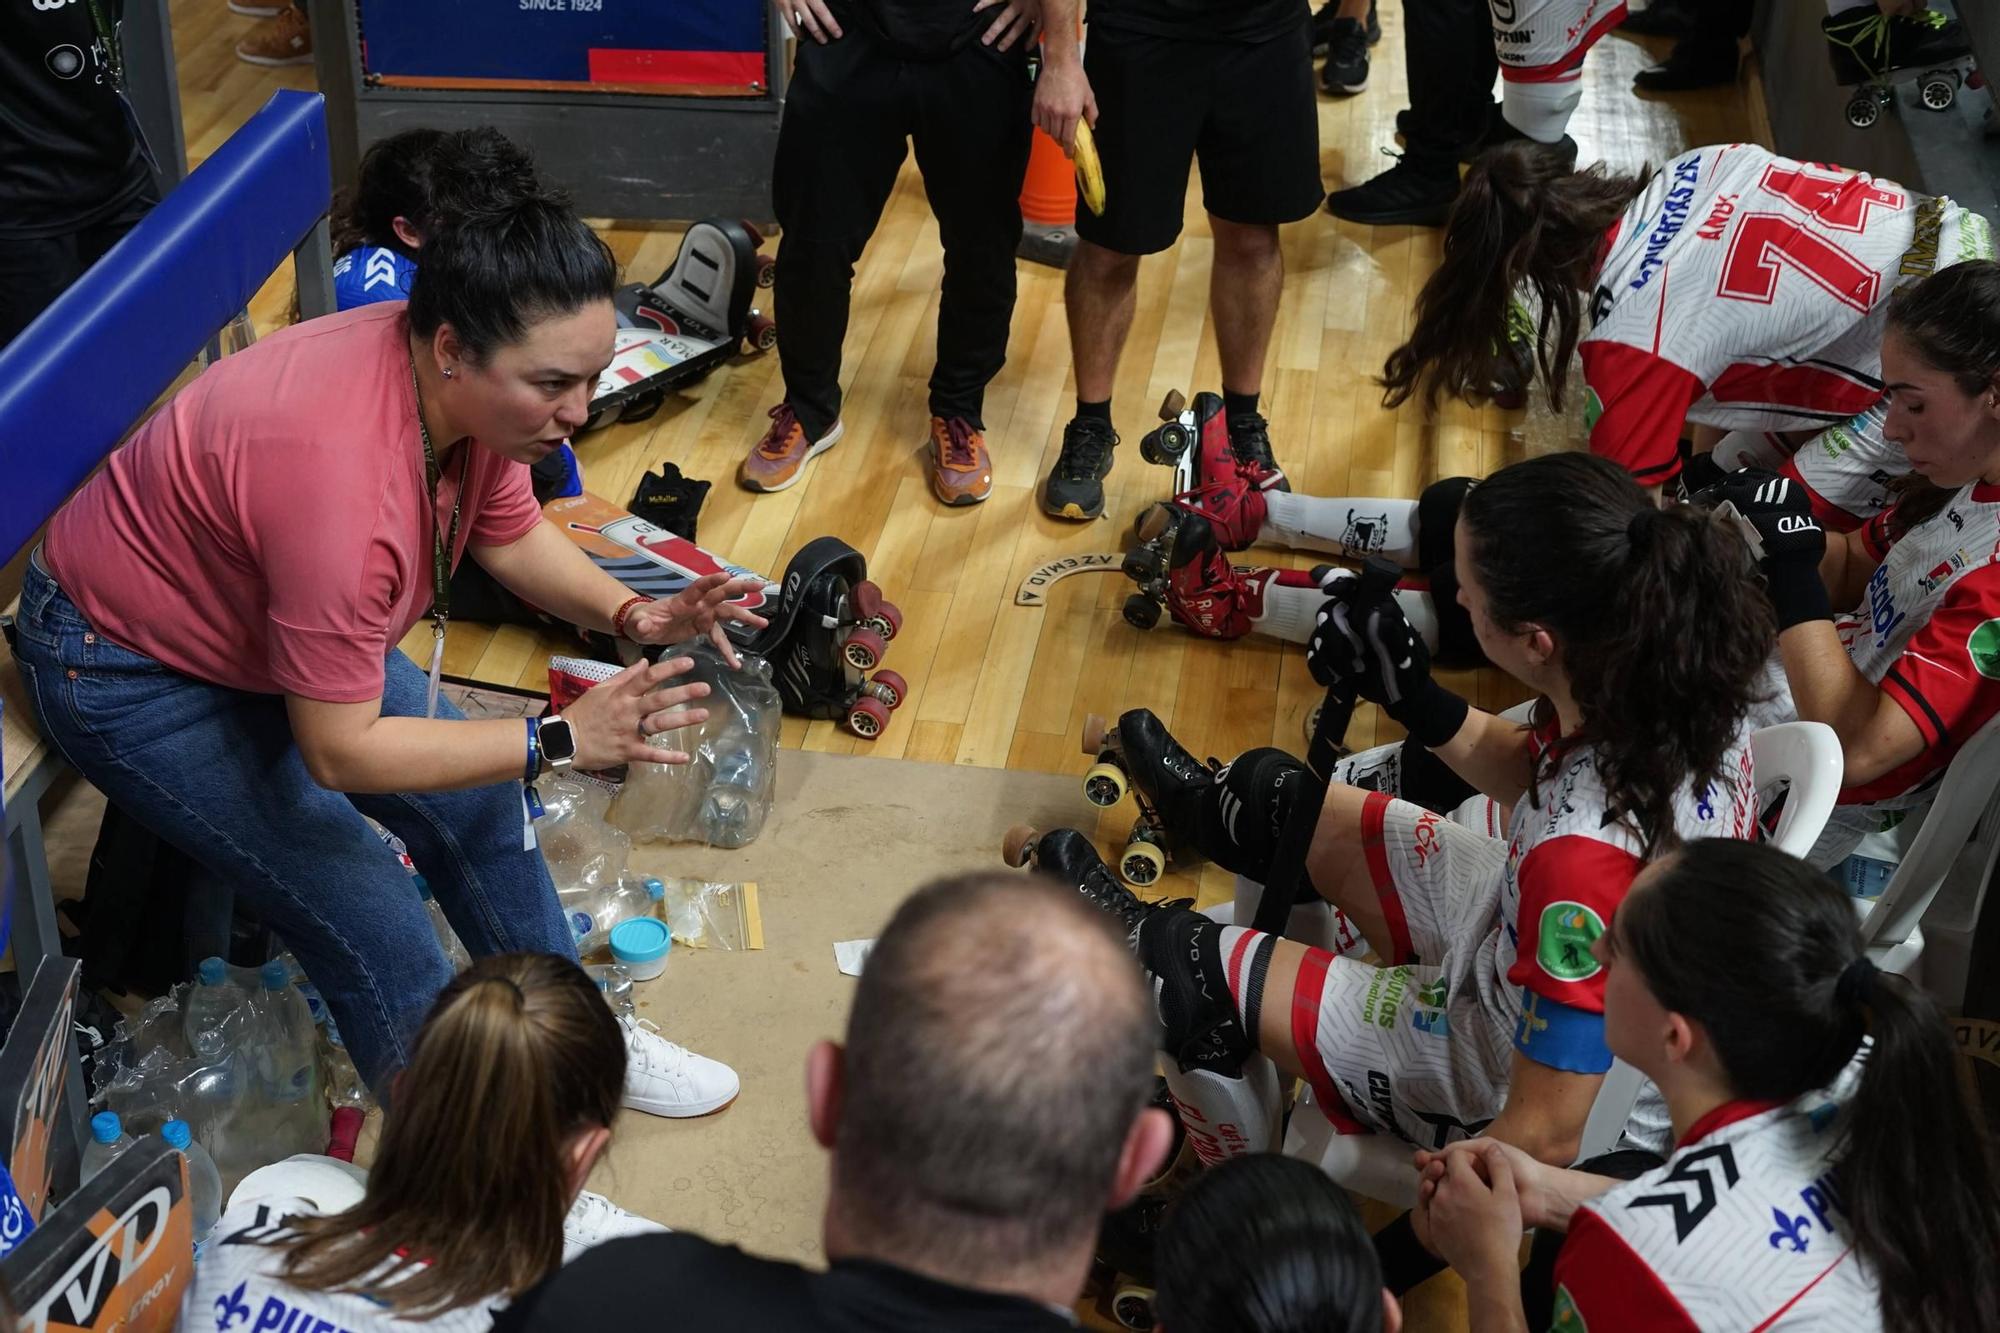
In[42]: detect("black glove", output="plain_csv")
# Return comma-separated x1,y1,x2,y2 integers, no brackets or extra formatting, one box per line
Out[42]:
1691,469,1831,629
1309,583,1469,748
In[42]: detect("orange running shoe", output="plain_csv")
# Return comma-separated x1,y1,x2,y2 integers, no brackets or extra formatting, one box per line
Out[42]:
739,403,843,493
928,416,993,506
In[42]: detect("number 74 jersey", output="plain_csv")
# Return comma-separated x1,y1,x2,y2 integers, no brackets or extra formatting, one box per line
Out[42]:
1581,143,1992,488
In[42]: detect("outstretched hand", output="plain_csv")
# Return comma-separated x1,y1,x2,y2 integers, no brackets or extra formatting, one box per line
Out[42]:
561,656,712,770
622,574,771,668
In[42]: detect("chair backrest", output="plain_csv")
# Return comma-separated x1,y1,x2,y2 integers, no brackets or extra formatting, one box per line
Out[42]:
1750,721,1843,859
1860,712,2000,953
0,89,331,563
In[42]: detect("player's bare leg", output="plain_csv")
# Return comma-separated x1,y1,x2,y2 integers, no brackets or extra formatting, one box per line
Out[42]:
1211,217,1287,481
1046,240,1141,519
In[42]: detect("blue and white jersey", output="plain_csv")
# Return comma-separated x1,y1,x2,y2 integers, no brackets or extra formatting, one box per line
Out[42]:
332,246,419,312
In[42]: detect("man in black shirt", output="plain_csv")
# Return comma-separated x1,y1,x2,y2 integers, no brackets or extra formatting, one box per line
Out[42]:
1037,0,1321,521
1,0,159,346
493,872,1174,1332
738,0,1039,508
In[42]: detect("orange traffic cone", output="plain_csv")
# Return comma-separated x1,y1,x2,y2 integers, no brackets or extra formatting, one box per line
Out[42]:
1020,125,1077,228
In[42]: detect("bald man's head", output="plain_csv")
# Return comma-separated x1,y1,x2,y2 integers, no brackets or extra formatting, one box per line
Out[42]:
830,872,1157,1277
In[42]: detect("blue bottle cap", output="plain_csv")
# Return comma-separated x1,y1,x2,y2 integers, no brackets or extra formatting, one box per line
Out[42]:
609,917,671,966
198,957,227,986
260,959,290,990
91,1111,122,1144
644,877,665,901
161,1119,191,1151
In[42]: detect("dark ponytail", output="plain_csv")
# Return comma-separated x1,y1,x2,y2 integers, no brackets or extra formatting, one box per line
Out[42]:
329,126,542,260
1380,142,1647,414
1622,841,2000,1333
1461,453,1774,853
1155,1154,1384,1333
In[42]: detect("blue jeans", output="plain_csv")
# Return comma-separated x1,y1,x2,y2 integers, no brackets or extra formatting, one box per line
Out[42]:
13,555,576,1093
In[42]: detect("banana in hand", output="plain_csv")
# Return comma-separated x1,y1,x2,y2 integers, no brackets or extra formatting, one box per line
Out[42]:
1073,119,1107,217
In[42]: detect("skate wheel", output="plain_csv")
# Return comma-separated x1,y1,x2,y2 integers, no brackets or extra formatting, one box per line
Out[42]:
1084,761,1129,809
847,695,891,738
1121,545,1166,585
1141,423,1191,467
868,600,902,640
1002,823,1040,868
1132,501,1176,546
1122,593,1162,631
755,254,777,288
1846,92,1880,128
842,626,888,671
1112,1284,1158,1330
1157,389,1187,420
748,312,778,352
852,582,903,640
1920,75,1957,110
867,668,907,710
739,218,766,247
1081,711,1111,755
1119,840,1166,889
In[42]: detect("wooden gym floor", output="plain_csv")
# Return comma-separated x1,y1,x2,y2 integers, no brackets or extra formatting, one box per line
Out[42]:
185,5,1759,1322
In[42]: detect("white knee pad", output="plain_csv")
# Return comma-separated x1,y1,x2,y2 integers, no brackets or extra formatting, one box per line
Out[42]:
1163,1056,1283,1165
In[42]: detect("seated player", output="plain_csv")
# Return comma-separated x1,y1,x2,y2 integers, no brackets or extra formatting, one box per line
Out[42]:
1421,838,2000,1333
1689,263,2000,869
1155,1153,1399,1333
1378,140,1991,516
1024,451,1775,1180
182,954,662,1332
328,127,539,311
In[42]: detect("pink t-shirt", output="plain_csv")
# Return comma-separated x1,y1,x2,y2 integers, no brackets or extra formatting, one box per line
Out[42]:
46,304,542,703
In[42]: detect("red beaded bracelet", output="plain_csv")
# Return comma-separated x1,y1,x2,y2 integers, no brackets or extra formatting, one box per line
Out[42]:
611,594,655,640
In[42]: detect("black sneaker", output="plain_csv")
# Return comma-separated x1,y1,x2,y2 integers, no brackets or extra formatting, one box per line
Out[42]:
1325,152,1461,227
1225,411,1288,491
1043,416,1119,520
1313,1,1380,54
1634,35,1740,91
1618,0,1695,38
1320,17,1369,95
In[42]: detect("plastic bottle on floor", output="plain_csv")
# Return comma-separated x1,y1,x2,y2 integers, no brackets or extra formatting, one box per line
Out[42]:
81,1111,135,1185
254,960,324,1155
413,876,473,972
322,1020,370,1162
183,957,239,1061
701,727,768,847
161,1119,222,1259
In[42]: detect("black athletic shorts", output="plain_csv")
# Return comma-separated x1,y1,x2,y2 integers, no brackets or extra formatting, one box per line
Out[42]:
1076,17,1322,255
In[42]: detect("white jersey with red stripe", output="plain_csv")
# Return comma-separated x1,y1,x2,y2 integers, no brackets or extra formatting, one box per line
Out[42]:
1484,720,1759,1073
1581,143,1991,487
1554,1095,1880,1332
1489,0,1627,82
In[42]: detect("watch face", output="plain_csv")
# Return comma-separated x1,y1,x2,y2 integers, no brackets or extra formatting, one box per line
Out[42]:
542,717,578,764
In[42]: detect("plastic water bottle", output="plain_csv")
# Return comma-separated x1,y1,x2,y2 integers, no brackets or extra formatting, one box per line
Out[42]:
81,1111,135,1185
255,961,322,1152
604,874,653,930
414,876,472,973
161,1119,221,1258
700,727,765,847
322,1021,369,1162
644,877,665,918
559,884,611,957
183,957,238,1061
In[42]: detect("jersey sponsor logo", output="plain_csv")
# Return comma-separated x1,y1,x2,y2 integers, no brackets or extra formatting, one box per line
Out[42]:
1412,1107,1494,1149
1583,385,1605,431
1865,562,1906,649
1550,1284,1588,1331
1695,192,1739,242
1361,964,1411,1029
214,1282,363,1332
1409,976,1450,1037
1897,195,1947,279
1493,27,1533,43
1566,1,1604,42
1948,507,1966,531
1629,156,1705,294
363,249,401,292
1411,809,1443,866
1767,1170,1848,1254
1628,1142,1741,1242
33,0,78,10
1918,550,1968,594
1537,902,1605,981
1490,0,1518,23
1968,619,2000,679
45,42,85,76
1366,1068,1399,1133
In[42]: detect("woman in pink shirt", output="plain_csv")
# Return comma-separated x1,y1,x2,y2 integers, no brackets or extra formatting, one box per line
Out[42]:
14,184,747,1119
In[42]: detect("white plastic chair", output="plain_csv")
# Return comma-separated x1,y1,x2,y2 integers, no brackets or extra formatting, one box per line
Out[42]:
1750,721,1844,858
1855,713,2000,979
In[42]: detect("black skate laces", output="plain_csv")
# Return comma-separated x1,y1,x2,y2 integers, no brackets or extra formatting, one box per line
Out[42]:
1058,418,1118,480
1227,412,1278,474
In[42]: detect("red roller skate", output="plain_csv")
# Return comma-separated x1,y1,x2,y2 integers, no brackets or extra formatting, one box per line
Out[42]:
1123,545,1320,639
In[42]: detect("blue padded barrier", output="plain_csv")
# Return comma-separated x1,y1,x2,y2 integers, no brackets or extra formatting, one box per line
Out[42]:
0,90,331,561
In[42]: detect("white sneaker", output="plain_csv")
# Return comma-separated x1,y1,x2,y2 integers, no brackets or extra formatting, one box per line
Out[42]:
563,1189,668,1264
619,1015,739,1117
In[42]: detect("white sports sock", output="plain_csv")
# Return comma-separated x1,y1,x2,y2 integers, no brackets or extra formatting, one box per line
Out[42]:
1501,74,1583,143
1712,429,1795,473
1163,1058,1283,1164
1261,492,1421,564
1251,572,1323,644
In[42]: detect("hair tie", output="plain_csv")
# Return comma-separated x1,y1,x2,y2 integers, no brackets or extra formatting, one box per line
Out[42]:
1834,956,1878,1010
1626,506,1659,554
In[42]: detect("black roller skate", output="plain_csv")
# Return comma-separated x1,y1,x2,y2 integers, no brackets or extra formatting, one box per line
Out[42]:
1002,826,1257,1078
1822,4,1975,129
1082,710,1313,887
742,536,907,739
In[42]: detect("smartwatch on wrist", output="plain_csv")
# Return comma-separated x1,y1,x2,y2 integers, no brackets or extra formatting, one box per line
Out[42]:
537,713,578,776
